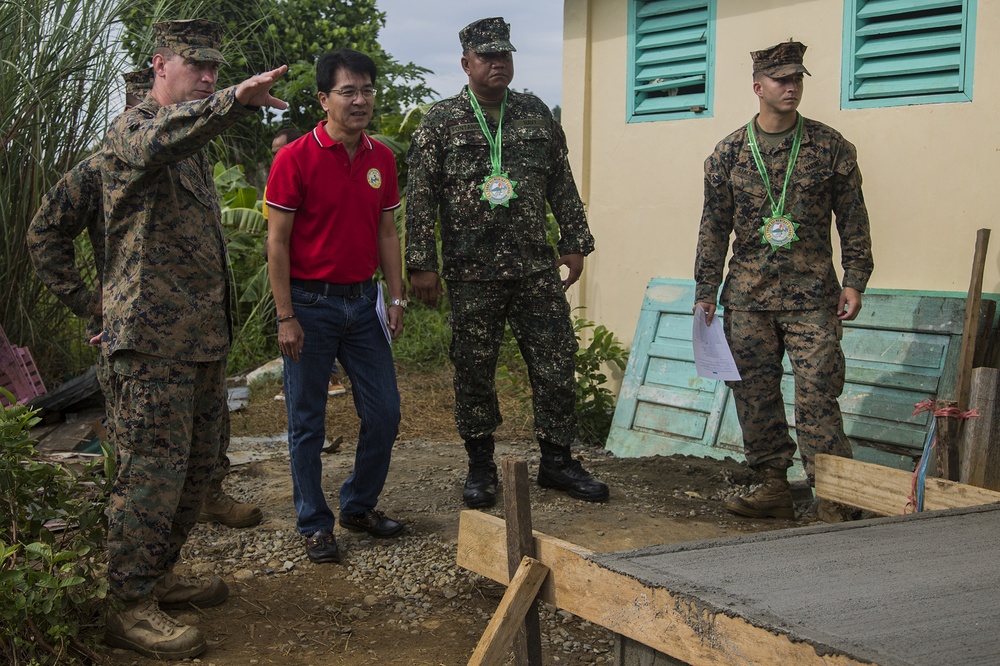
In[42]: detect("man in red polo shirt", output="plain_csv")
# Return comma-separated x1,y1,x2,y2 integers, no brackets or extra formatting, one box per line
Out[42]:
266,49,406,564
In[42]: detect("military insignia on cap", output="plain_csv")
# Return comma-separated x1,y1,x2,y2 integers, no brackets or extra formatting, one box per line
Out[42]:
367,168,382,189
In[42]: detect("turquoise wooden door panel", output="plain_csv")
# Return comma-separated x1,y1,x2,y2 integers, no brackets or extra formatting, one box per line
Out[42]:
607,278,998,473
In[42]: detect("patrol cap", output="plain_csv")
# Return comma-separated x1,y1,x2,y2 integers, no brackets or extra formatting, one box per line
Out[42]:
751,41,810,78
122,67,153,99
460,17,516,53
153,19,227,64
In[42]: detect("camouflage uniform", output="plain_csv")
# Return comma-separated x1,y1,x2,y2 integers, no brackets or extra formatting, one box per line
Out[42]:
26,154,104,339
406,85,594,446
27,71,152,398
101,66,253,600
694,114,873,479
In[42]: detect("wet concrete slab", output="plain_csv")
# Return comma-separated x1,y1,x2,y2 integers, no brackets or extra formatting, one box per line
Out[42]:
592,504,1000,666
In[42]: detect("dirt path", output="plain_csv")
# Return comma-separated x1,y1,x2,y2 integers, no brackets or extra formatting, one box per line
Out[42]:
100,377,792,665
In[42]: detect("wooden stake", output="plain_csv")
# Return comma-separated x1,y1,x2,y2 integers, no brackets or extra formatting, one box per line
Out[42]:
502,458,543,666
938,228,990,480
955,228,991,411
960,367,1000,491
467,556,549,666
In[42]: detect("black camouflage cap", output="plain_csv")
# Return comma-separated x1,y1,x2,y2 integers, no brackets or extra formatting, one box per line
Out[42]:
751,41,810,78
460,17,516,53
153,19,227,64
122,68,154,99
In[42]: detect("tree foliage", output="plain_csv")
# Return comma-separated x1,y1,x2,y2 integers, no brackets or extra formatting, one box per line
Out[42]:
119,0,434,180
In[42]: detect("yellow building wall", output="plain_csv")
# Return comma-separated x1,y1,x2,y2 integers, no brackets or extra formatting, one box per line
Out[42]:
562,0,1000,360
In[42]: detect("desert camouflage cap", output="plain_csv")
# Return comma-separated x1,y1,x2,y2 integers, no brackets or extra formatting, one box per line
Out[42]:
751,41,810,78
153,19,227,64
460,17,516,53
122,68,154,99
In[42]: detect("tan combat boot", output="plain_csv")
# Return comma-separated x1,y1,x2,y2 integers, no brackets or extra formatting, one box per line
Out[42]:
817,499,861,523
153,571,229,609
725,466,795,519
199,482,262,528
105,597,206,660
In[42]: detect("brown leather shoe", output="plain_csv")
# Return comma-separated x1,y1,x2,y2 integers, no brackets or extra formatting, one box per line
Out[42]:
199,486,262,528
726,467,794,519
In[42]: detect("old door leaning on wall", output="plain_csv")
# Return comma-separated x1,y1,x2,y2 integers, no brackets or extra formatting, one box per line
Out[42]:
606,279,997,472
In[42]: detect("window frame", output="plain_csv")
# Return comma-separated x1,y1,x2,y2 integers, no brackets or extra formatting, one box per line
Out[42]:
841,0,978,109
627,0,717,123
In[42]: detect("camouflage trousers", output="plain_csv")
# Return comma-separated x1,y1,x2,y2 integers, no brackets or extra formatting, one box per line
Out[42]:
724,309,852,481
106,351,226,601
449,268,578,447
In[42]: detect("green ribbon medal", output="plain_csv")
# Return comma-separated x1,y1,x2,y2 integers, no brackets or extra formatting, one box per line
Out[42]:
469,89,518,209
747,114,804,251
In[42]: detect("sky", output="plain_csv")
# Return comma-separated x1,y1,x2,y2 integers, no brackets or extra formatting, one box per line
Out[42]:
375,0,565,108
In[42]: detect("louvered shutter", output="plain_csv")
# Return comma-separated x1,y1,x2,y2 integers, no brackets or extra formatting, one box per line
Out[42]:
845,0,976,107
628,0,715,121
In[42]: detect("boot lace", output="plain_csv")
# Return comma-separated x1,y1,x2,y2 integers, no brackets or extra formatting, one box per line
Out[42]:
137,601,185,633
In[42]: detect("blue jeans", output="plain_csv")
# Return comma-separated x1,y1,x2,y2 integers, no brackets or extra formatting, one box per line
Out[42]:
282,282,400,536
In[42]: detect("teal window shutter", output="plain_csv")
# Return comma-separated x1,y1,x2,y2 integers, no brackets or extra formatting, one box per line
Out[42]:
627,0,716,123
843,0,977,109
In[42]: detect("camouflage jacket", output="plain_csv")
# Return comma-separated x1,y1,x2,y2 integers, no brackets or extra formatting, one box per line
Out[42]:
695,115,873,310
405,87,594,281
27,153,104,330
101,88,254,361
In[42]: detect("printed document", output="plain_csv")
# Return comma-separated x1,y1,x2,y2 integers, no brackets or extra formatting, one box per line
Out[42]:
692,306,741,381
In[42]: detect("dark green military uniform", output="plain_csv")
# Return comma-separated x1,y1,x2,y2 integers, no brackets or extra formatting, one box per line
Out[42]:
406,84,594,446
101,21,253,602
695,76,873,480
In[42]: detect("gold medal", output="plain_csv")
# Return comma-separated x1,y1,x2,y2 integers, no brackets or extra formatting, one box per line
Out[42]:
759,215,799,251
480,172,518,208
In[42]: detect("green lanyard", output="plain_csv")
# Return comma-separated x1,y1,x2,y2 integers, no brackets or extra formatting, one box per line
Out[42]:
468,88,518,208
747,114,804,251
468,88,506,177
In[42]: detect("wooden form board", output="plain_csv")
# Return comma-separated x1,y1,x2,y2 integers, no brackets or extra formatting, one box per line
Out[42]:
468,556,549,666
456,511,870,666
814,453,1000,515
607,279,999,472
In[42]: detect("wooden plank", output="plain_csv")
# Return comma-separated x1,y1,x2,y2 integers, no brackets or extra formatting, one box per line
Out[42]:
960,367,1000,491
457,511,869,666
814,453,1000,515
33,421,96,453
502,458,542,666
467,556,549,666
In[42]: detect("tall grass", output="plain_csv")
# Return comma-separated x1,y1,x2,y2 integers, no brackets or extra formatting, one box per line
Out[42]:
1,0,132,383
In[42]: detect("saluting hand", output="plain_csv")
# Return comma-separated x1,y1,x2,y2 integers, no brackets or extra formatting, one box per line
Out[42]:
236,65,289,110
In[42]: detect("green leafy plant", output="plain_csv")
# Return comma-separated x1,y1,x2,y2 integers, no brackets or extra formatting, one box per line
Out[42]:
0,388,111,664
572,314,629,446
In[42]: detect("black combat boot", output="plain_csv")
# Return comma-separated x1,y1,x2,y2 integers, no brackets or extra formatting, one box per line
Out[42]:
463,437,498,508
537,441,610,502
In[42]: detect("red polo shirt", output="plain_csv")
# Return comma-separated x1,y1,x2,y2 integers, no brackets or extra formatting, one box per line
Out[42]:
265,121,401,283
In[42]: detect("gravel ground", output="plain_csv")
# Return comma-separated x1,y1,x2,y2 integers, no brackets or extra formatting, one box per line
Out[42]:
167,435,619,664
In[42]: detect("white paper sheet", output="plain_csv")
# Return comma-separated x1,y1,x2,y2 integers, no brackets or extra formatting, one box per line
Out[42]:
375,282,391,345
692,306,741,381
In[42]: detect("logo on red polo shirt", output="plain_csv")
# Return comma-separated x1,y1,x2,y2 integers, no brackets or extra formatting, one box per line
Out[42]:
366,168,382,189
